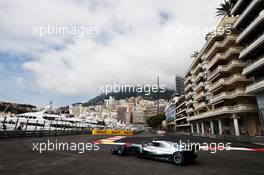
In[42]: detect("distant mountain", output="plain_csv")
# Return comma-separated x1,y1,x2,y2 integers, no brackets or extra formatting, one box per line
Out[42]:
83,88,175,106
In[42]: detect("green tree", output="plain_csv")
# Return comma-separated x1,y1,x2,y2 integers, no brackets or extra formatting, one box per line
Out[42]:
147,114,166,128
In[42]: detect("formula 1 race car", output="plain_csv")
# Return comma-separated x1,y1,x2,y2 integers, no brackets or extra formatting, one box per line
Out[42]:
111,140,198,166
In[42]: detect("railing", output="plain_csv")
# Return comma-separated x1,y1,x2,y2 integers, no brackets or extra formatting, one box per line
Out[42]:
185,91,193,99
195,91,205,101
186,99,193,106
243,55,264,75
234,0,260,29
209,60,246,80
194,102,206,110
192,63,202,75
193,72,203,84
186,108,194,114
239,31,264,59
209,74,248,92
176,109,187,115
208,47,241,70
245,78,264,94
206,35,237,61
194,81,204,92
0,117,89,138
184,76,192,85
237,10,264,43
210,89,248,104
187,104,257,121
184,83,193,92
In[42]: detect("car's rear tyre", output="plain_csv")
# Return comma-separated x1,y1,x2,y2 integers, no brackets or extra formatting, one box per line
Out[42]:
117,146,126,155
172,152,185,166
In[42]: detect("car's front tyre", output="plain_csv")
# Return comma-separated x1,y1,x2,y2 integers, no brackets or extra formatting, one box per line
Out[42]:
172,152,185,166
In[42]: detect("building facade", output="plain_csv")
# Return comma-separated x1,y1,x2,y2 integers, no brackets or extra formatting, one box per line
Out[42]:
175,76,185,96
231,0,264,133
185,17,261,136
175,95,190,132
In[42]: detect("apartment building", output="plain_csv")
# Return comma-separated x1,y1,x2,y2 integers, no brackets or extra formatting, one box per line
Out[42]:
231,0,264,133
175,76,185,96
185,17,261,136
175,95,190,132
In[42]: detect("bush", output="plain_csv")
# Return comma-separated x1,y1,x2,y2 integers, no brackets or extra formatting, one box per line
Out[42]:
147,114,166,128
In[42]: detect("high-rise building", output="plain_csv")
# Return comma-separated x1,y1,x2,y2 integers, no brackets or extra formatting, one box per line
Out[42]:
175,76,185,96
185,17,261,136
231,0,264,133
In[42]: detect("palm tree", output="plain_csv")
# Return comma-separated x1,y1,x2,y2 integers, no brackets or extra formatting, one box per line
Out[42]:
216,0,235,17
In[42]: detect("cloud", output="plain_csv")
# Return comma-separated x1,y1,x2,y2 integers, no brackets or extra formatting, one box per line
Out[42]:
0,0,223,99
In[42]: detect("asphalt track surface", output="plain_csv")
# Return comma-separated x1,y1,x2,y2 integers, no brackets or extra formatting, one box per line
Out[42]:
1,132,264,175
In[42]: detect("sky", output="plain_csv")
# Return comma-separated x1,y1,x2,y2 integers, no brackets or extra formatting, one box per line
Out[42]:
0,0,223,107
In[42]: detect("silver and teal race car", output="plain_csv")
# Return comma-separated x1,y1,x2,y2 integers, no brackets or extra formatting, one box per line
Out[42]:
111,140,198,166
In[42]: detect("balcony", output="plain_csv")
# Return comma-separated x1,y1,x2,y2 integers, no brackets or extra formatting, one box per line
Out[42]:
234,0,261,29
184,76,192,85
186,99,193,107
237,10,264,44
187,104,257,121
231,0,244,15
208,47,241,70
185,91,193,100
193,72,203,84
239,33,264,60
192,63,202,75
243,56,264,75
176,123,190,128
185,83,193,93
176,101,186,110
194,102,207,110
206,35,237,61
175,116,187,122
209,60,246,81
193,81,204,92
176,109,186,115
209,74,250,92
194,91,205,101
186,107,194,114
245,79,264,94
210,89,250,104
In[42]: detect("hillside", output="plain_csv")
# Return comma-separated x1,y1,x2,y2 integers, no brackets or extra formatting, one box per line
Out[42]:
83,88,175,106
0,102,37,114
